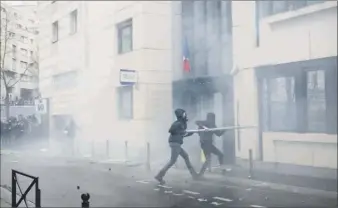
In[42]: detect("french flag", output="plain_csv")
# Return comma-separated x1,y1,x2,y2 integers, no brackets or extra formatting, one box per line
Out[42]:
182,37,191,72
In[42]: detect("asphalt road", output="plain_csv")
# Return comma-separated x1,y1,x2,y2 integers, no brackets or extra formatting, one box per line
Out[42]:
1,151,337,207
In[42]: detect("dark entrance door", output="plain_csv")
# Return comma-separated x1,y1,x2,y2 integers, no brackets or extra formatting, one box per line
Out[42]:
172,76,236,167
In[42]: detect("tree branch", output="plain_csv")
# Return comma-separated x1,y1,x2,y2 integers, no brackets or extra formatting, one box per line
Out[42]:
8,67,30,88
0,7,10,86
1,5,39,94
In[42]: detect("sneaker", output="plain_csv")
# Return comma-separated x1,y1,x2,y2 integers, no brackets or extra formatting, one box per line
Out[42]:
155,175,165,185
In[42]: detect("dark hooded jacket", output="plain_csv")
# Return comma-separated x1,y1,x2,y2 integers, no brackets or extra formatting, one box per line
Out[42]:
195,113,225,145
168,109,193,144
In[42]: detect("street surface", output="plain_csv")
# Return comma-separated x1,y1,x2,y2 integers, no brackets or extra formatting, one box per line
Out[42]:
1,150,337,207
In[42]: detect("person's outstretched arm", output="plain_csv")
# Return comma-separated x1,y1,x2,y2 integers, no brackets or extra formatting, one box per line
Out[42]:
184,131,194,137
213,125,225,137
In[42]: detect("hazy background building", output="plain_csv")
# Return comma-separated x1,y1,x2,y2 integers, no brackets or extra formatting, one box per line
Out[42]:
0,2,39,105
37,1,173,160
232,1,337,170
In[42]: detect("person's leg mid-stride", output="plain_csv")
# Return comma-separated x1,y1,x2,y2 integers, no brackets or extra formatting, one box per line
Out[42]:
155,109,197,184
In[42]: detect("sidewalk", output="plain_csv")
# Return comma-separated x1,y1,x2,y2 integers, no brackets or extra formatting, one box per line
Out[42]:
0,198,11,208
164,168,338,200
208,164,337,193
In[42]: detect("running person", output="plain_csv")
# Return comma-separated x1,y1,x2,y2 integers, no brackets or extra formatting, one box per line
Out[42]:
195,112,226,177
155,108,198,184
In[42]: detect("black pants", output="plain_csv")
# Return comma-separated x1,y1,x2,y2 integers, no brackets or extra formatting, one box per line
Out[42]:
199,143,224,176
156,142,197,179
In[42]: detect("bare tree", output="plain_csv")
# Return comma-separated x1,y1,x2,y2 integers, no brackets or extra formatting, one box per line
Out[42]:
1,5,39,119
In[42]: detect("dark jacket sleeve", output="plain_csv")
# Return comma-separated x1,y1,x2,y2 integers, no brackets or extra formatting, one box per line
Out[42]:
169,121,185,135
184,132,194,137
195,120,205,127
195,121,205,137
169,121,193,138
213,125,225,137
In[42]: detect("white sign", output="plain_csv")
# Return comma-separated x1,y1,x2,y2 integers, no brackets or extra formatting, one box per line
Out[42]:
35,99,47,114
120,69,137,85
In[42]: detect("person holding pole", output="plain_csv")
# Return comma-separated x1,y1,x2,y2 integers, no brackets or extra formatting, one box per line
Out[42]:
195,112,226,177
155,108,198,184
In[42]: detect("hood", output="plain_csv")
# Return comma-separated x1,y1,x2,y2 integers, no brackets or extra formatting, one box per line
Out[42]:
206,112,216,125
175,108,188,121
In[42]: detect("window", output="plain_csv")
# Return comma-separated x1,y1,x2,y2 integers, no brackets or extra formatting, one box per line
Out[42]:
258,1,327,18
272,1,288,14
20,61,27,70
9,32,15,38
262,77,297,132
21,75,29,82
20,36,27,43
12,44,16,54
53,71,77,89
52,21,58,43
69,10,77,34
260,58,337,134
225,1,232,35
5,71,16,79
117,19,133,54
21,48,28,56
30,39,34,44
17,24,22,29
117,86,133,119
30,51,33,57
12,58,16,71
306,70,326,132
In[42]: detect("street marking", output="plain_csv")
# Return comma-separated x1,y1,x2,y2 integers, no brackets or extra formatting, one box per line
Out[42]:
212,197,233,202
254,182,267,187
136,180,149,184
154,188,160,191
246,188,252,191
183,190,200,195
250,205,266,208
164,190,173,194
172,193,184,196
210,201,223,206
197,198,208,202
188,196,195,199
157,185,172,189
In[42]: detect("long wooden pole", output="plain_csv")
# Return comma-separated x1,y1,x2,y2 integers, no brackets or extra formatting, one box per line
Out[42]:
186,125,257,133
